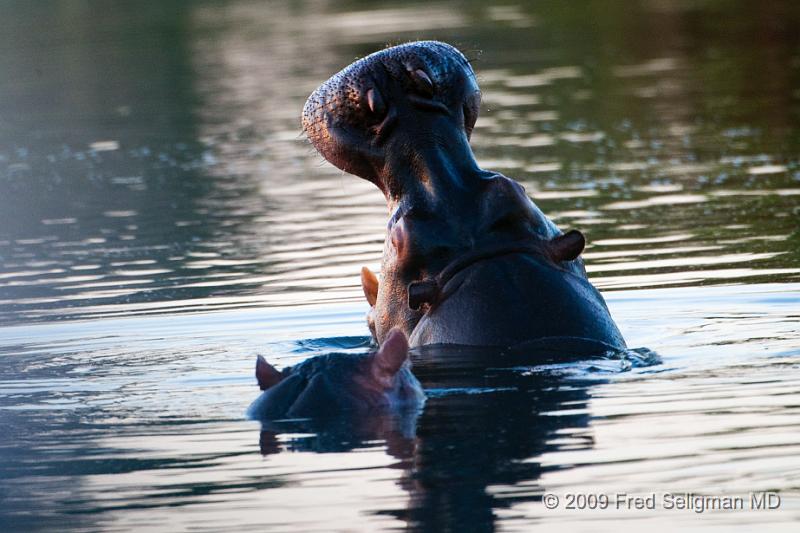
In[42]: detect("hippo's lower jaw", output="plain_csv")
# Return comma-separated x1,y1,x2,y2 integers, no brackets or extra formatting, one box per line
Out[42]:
408,252,626,350
406,233,585,311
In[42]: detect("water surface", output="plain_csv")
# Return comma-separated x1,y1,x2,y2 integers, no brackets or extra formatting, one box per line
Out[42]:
1,1,799,531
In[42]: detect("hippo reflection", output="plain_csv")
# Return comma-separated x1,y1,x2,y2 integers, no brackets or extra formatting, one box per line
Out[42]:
303,41,625,353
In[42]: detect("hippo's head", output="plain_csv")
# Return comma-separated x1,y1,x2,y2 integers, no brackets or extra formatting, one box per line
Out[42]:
247,329,425,420
303,41,482,196
303,41,625,351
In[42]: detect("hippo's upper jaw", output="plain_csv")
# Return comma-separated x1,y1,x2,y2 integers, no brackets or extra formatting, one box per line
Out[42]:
303,41,626,352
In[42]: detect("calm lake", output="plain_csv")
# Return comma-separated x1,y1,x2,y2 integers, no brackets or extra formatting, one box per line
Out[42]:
1,1,799,531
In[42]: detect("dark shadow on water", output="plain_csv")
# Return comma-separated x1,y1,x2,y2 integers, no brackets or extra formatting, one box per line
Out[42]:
401,346,638,532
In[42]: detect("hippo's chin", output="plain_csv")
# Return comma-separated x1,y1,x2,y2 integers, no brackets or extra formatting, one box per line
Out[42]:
407,254,626,352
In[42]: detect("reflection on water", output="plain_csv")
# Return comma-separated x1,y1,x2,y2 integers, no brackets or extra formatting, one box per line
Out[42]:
1,0,800,531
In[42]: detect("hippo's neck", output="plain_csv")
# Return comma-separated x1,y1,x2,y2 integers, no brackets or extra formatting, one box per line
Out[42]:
380,122,487,206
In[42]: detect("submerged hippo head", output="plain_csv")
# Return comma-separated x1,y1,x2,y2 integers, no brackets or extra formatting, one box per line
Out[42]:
247,329,425,420
303,41,625,352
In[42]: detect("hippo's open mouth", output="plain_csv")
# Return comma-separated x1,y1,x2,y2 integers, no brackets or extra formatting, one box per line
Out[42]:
302,41,627,351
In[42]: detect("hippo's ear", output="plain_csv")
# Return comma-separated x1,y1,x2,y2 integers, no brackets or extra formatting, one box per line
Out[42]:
256,355,284,390
361,266,379,306
369,328,409,389
549,230,585,262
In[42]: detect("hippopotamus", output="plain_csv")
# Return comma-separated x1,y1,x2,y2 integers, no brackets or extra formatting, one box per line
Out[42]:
247,329,425,420
302,41,625,354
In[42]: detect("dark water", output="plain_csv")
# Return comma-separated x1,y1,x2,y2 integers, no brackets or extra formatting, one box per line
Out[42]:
1,1,799,531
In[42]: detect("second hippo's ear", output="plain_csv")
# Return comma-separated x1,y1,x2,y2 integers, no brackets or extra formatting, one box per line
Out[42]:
369,329,409,389
361,266,378,306
256,355,284,390
549,229,586,262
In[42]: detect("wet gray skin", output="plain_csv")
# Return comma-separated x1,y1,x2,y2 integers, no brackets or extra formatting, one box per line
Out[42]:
303,40,626,353
247,329,425,420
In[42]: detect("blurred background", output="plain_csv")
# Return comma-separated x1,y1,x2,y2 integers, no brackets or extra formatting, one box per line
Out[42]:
1,0,798,325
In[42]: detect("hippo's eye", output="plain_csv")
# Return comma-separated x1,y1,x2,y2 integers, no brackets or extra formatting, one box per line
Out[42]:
463,91,481,138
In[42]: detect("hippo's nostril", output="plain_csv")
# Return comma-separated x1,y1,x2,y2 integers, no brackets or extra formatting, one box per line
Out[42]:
366,88,386,116
406,66,435,98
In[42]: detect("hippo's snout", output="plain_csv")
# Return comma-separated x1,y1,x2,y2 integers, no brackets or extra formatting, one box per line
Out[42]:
302,41,481,193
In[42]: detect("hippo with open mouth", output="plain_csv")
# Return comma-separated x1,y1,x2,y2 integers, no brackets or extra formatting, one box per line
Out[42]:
303,41,625,354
